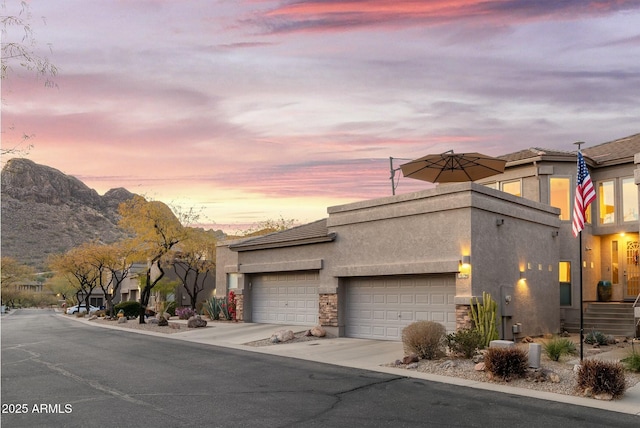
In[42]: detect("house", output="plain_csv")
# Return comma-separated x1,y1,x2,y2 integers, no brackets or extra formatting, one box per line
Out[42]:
216,134,640,341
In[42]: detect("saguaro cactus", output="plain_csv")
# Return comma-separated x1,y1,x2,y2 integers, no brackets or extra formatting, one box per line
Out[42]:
470,291,499,347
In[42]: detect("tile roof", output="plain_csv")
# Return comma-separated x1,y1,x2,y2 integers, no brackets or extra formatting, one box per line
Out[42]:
582,133,640,165
499,133,640,167
229,218,335,251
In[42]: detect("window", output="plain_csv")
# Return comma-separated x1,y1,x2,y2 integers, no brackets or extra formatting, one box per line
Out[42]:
484,182,499,190
550,177,571,220
227,273,239,290
598,180,615,224
622,177,638,222
501,179,521,197
559,261,571,306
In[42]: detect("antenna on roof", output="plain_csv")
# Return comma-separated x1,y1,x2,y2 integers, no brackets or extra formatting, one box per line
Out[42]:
574,141,585,151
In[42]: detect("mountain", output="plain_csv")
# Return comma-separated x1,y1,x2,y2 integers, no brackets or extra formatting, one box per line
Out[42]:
1,158,135,270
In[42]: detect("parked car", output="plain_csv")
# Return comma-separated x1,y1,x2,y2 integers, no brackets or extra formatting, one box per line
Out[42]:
66,304,100,314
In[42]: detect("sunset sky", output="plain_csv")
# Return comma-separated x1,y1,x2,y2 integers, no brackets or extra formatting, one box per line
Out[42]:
3,1,639,233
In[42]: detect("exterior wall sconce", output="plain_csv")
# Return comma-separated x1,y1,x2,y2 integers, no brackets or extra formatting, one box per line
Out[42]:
496,218,504,226
551,230,559,237
519,271,526,280
461,255,471,266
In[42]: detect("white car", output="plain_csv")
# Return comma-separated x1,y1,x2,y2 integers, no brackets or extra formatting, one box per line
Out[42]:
66,304,101,314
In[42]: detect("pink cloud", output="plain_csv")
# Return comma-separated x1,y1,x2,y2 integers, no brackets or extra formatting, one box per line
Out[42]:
249,0,640,33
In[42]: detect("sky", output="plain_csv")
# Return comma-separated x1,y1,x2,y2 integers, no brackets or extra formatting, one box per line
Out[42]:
2,0,640,233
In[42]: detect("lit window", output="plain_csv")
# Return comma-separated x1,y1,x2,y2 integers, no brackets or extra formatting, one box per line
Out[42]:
550,177,571,220
622,177,638,222
559,261,571,306
501,180,521,197
598,180,615,224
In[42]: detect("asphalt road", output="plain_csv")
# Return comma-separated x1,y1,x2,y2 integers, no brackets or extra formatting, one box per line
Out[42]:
1,309,638,427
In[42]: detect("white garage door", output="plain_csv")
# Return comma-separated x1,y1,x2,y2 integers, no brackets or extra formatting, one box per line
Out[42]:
346,274,456,341
252,272,319,325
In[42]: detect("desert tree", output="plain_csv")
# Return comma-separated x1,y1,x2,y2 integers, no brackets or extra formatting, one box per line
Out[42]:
49,244,101,312
0,256,35,307
241,216,297,237
1,0,57,156
171,228,217,310
118,195,191,323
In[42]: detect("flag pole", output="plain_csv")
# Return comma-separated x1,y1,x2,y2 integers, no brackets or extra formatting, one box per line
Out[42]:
575,141,585,362
579,229,584,361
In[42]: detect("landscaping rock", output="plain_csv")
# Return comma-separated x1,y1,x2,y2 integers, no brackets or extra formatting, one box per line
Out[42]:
117,317,127,324
158,316,169,326
310,326,326,337
403,354,419,364
89,315,97,321
271,329,295,343
406,362,419,369
472,354,485,364
474,362,485,371
187,315,208,328
147,317,159,324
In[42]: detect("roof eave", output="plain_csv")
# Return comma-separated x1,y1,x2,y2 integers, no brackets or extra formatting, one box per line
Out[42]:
230,233,337,252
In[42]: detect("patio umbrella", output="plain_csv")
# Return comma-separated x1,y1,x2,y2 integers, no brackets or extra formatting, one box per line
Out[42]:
400,150,506,183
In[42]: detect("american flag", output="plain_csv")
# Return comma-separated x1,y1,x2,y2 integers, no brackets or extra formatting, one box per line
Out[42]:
572,152,596,237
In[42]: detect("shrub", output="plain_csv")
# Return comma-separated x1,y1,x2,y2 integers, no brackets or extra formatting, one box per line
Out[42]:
176,307,196,320
402,321,447,360
446,328,484,358
165,301,177,317
484,347,528,381
576,359,627,398
584,330,608,346
621,350,640,373
114,301,141,318
543,337,577,362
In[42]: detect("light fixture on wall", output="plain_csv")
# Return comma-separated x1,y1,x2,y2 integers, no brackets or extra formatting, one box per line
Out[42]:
519,271,526,280
461,255,471,266
496,218,504,226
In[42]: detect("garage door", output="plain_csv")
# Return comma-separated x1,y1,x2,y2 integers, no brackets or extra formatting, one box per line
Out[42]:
252,272,319,325
345,274,456,341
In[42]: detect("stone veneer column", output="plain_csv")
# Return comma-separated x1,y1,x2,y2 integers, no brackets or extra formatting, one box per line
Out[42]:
455,304,472,330
235,293,244,322
319,294,338,327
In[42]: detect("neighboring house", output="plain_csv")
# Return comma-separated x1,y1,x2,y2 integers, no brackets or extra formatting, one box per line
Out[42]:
216,133,640,342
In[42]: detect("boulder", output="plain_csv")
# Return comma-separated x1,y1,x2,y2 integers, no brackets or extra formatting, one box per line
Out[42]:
158,316,169,326
310,326,326,337
271,329,295,343
406,362,419,369
474,362,486,371
117,317,127,324
402,354,419,364
187,315,208,328
147,317,159,324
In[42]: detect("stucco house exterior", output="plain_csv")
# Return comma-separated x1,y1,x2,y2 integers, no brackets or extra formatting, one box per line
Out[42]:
216,134,640,341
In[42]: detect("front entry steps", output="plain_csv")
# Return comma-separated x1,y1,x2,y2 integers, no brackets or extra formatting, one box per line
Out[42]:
564,302,635,337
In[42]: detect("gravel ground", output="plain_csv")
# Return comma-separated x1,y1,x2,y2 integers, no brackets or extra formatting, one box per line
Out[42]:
391,338,640,399
89,317,190,334
87,317,639,399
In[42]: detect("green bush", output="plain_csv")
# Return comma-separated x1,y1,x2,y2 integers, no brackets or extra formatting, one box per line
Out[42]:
446,328,484,358
402,321,446,360
576,359,627,398
584,330,608,346
543,337,577,362
621,350,640,373
114,301,141,318
484,347,528,381
166,301,177,316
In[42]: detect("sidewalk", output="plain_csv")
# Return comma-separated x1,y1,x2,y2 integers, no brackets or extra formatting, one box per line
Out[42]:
64,313,640,416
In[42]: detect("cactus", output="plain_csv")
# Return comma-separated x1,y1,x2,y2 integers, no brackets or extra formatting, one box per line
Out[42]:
469,291,499,347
